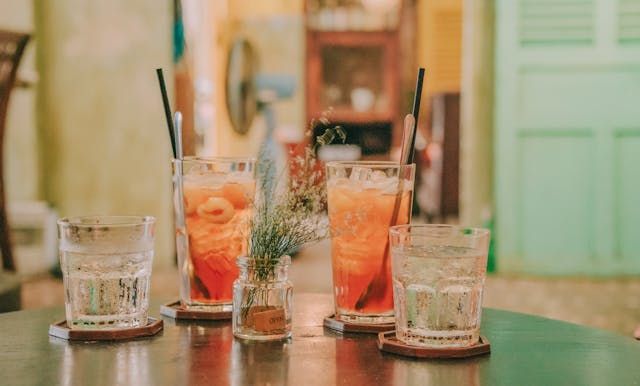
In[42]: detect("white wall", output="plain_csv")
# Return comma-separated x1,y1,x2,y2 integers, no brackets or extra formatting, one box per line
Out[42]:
35,1,175,266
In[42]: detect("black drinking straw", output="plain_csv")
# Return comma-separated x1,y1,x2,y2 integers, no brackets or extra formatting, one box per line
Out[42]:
353,67,427,309
407,68,425,164
156,68,177,158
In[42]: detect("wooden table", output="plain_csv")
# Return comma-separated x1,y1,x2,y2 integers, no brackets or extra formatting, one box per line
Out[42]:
2,293,640,385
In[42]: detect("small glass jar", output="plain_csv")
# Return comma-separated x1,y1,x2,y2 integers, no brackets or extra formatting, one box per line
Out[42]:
232,255,293,341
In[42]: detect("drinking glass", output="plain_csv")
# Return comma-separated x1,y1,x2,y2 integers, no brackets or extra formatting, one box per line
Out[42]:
57,215,156,329
173,157,256,311
389,224,490,347
326,161,415,324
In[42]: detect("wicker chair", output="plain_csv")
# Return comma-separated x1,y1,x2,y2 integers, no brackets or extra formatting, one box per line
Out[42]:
0,30,29,312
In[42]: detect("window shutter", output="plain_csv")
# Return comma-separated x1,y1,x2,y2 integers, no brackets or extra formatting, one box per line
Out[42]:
618,0,640,44
518,0,596,46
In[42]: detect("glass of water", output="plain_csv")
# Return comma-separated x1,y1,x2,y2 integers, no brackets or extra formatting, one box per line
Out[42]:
57,216,155,329
389,224,490,348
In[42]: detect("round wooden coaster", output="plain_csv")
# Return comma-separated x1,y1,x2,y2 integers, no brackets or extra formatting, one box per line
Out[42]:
377,331,491,359
48,317,163,341
323,314,395,334
160,300,232,321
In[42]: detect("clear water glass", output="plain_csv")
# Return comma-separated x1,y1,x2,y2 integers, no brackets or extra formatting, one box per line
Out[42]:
57,216,155,329
389,224,490,347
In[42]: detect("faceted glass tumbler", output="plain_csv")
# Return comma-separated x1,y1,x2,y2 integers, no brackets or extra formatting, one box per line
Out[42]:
57,216,155,329
389,224,490,347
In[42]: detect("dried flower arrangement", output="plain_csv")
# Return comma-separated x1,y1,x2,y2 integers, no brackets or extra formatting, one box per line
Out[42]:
233,120,345,339
249,122,346,263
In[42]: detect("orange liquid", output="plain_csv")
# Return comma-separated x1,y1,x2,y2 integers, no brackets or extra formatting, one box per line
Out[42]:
328,185,412,314
183,181,254,303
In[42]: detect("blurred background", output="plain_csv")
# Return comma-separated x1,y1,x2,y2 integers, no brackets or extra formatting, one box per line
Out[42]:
1,0,639,335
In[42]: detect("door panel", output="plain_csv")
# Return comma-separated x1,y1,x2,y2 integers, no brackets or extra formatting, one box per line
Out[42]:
520,135,594,264
615,132,640,260
518,70,640,128
495,0,640,274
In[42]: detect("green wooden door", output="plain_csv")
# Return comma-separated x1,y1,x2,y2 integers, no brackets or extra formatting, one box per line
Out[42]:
494,0,640,275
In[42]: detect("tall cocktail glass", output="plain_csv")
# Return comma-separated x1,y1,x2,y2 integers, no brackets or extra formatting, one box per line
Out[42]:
58,215,156,329
173,157,256,311
389,224,490,347
326,161,415,324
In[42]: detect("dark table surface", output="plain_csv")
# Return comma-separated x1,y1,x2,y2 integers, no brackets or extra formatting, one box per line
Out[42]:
2,293,640,386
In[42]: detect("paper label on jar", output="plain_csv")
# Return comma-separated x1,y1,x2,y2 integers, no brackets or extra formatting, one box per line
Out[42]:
245,306,269,326
252,308,286,332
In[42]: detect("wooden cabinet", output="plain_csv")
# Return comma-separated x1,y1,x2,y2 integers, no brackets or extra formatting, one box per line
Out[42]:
305,3,402,156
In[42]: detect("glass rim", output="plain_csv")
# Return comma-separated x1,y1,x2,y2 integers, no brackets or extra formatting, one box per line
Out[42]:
389,224,490,238
57,215,156,228
173,156,256,164
326,161,415,169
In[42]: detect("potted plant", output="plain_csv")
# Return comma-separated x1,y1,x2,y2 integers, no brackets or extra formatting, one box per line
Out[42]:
232,124,345,340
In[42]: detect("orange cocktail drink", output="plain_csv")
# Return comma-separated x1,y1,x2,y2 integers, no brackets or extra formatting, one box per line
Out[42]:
173,157,255,310
326,161,414,324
